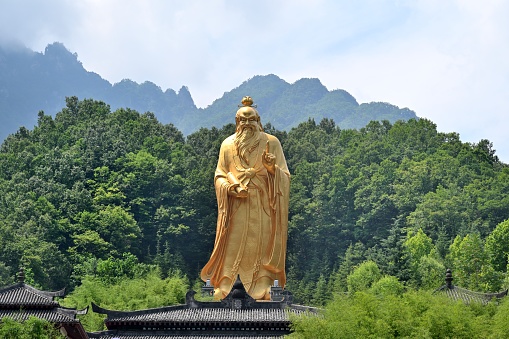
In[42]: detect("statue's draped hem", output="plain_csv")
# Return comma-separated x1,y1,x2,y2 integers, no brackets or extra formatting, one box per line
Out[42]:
263,164,289,285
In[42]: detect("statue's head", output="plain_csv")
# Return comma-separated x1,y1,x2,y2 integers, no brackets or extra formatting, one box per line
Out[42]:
235,96,263,133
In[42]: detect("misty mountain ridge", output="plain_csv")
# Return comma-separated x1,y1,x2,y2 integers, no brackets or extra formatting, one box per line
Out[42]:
0,42,417,140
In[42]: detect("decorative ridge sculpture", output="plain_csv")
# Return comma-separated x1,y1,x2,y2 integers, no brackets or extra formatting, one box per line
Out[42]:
435,269,508,305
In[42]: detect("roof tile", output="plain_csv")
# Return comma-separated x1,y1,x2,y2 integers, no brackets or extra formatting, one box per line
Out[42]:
0,284,60,308
0,308,79,323
107,307,304,323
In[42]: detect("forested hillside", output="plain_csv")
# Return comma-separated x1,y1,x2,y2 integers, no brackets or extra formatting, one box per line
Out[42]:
0,97,508,311
0,42,417,141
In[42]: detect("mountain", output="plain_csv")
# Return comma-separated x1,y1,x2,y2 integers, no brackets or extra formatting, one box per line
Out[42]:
0,42,417,141
193,76,416,135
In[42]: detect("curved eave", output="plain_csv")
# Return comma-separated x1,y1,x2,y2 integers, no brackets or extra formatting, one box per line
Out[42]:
435,285,509,304
18,283,65,299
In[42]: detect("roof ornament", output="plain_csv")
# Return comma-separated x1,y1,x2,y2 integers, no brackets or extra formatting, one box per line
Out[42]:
17,267,25,283
445,268,453,288
218,275,256,310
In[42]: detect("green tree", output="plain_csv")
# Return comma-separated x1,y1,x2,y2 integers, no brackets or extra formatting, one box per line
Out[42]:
485,219,509,272
407,184,474,239
62,269,188,331
404,229,434,266
403,228,444,288
0,317,64,339
416,255,445,290
347,260,381,293
332,242,366,293
447,233,503,291
369,275,404,296
290,289,495,339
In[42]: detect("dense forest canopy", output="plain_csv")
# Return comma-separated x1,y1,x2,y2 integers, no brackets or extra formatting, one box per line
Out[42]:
0,97,508,314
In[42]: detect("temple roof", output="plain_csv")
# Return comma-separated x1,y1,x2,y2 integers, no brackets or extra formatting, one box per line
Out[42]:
0,268,89,339
0,307,83,324
90,277,318,338
435,269,508,305
0,281,87,323
94,302,309,324
0,282,64,308
435,284,508,305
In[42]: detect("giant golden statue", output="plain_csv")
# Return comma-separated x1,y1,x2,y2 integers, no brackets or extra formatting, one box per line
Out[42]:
201,96,290,300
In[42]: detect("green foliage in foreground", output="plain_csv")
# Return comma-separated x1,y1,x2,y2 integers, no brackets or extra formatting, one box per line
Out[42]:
292,261,509,338
61,269,188,331
0,317,64,339
290,290,509,339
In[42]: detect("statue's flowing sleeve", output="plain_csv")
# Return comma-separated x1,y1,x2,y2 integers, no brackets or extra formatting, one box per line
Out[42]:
200,139,231,284
264,137,290,285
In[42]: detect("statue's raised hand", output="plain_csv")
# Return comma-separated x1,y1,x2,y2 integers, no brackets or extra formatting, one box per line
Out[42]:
262,141,276,175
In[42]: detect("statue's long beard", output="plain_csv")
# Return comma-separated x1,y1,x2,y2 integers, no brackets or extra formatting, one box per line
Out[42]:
234,126,260,165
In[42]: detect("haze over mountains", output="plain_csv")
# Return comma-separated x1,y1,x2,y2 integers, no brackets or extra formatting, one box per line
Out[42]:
0,42,417,141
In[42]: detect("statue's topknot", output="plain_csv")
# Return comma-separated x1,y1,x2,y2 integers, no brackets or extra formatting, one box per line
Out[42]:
239,96,256,108
241,96,253,107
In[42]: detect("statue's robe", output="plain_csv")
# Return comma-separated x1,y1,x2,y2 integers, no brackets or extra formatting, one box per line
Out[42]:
201,132,290,299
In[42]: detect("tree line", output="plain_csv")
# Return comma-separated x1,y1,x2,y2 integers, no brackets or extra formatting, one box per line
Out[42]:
0,97,508,309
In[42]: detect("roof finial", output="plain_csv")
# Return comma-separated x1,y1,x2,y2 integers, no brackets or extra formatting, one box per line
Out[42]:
445,268,453,288
17,267,25,283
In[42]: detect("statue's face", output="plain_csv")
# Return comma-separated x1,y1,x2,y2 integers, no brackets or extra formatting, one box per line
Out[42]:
236,107,259,132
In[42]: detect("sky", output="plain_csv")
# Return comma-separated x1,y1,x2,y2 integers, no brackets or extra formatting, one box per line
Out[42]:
1,0,508,162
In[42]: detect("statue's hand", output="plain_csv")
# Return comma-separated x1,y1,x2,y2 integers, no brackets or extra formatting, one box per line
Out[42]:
228,184,248,198
262,141,276,175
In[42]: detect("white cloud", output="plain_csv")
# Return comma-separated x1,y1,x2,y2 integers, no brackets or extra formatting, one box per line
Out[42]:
1,0,508,161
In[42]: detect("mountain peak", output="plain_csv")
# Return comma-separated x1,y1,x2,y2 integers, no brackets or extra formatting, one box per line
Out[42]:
177,85,195,108
44,42,79,62
0,42,418,141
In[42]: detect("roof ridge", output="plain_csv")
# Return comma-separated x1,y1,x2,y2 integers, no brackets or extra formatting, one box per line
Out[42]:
92,302,188,318
0,283,64,308
0,282,24,294
22,283,66,299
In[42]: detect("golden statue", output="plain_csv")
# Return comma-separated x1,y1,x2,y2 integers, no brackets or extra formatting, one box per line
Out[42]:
201,96,290,300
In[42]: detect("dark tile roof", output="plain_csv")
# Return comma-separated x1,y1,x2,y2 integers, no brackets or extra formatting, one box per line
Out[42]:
93,296,316,328
0,282,64,308
435,269,508,305
435,285,508,305
0,279,89,339
104,306,306,324
0,307,81,323
90,277,319,338
93,281,318,327
91,299,313,338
